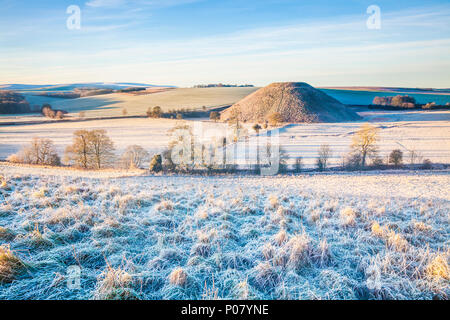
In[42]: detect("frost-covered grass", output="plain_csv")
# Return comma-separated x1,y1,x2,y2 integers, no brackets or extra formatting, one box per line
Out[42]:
0,168,448,300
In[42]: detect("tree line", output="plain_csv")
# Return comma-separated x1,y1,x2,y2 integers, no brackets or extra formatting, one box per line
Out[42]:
6,124,434,173
372,95,450,110
311,124,433,171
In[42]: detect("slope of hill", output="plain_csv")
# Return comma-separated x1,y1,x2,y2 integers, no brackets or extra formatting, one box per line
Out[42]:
18,87,259,117
221,82,361,123
0,91,31,114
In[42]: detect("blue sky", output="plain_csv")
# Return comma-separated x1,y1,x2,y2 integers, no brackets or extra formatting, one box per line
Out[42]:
0,0,449,87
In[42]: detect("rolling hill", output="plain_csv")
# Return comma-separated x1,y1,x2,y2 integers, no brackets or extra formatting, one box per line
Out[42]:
221,82,361,123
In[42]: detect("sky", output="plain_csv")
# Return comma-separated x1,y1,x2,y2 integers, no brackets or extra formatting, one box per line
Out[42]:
0,0,449,88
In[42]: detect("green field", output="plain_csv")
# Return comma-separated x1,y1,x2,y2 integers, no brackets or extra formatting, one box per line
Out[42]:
22,87,259,117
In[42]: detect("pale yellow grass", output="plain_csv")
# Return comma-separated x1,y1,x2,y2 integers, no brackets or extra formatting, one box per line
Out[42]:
41,87,259,117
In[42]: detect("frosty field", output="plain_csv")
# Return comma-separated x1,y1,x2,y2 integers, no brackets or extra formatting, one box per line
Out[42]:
1,109,449,168
263,109,450,167
0,166,448,300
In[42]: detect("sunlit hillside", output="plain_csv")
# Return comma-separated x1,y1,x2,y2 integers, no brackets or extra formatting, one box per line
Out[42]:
20,87,259,118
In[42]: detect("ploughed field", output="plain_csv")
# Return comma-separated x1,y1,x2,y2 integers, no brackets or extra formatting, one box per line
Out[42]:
0,166,448,299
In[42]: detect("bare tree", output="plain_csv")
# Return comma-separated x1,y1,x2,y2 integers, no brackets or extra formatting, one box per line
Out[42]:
65,130,91,168
316,144,332,171
260,143,288,174
408,149,423,165
89,130,115,169
350,124,379,168
65,130,115,169
120,145,149,169
37,138,60,165
294,157,303,173
9,138,60,166
162,149,176,172
252,124,262,171
389,149,403,167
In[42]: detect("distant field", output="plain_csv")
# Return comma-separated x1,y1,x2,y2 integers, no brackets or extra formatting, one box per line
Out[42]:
0,118,183,158
20,87,259,118
0,109,449,167
265,118,450,167
0,118,234,159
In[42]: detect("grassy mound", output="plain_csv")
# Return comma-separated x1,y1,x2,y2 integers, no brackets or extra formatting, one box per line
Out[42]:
220,82,361,123
0,245,24,283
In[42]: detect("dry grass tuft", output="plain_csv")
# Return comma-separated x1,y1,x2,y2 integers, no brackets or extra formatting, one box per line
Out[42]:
284,233,311,269
169,267,188,286
262,243,275,260
32,187,49,198
371,221,385,237
253,262,279,288
0,176,7,189
426,253,449,281
386,231,408,252
27,225,52,247
276,206,286,217
314,239,332,266
274,229,287,246
0,245,24,283
94,266,139,300
268,195,279,209
156,200,174,211
196,229,217,243
340,207,356,226
195,210,208,220
372,221,408,251
412,220,432,232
